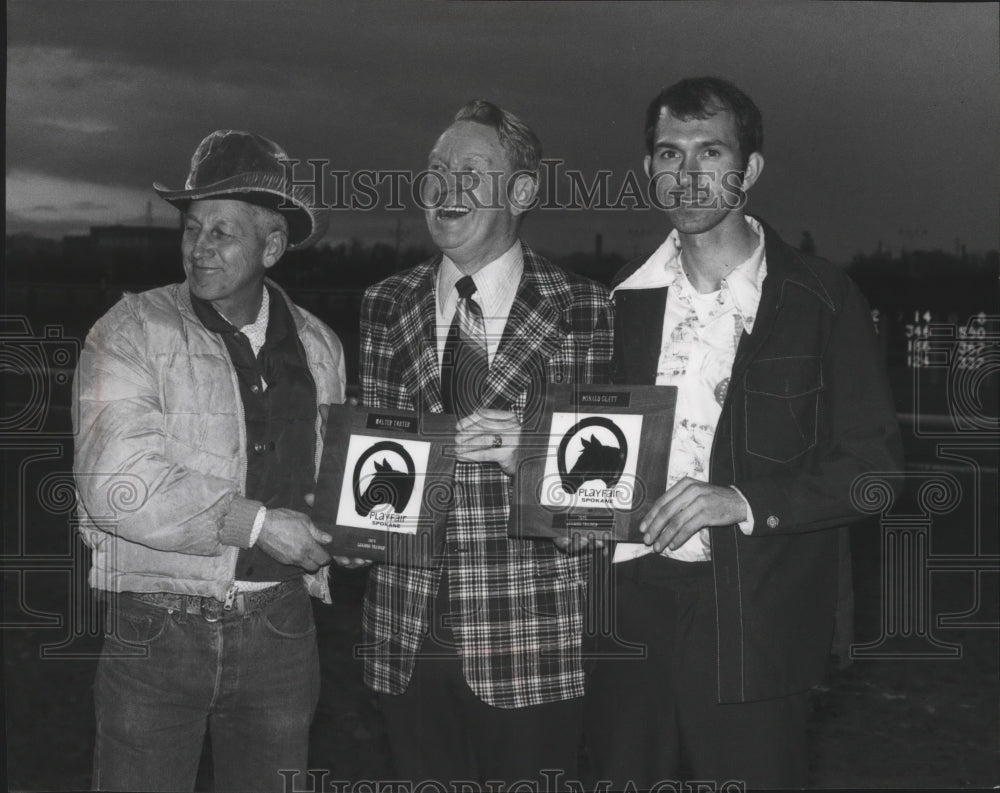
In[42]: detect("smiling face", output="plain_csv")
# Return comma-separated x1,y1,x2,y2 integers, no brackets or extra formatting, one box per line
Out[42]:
181,199,285,326
645,107,763,239
421,120,535,274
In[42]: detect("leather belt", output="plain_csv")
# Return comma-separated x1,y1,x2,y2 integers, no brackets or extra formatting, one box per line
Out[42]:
126,578,301,622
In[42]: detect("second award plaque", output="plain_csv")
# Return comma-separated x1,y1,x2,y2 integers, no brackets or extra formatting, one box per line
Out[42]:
509,384,677,542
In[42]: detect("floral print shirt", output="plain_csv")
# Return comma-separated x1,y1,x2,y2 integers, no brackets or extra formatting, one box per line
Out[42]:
614,217,767,562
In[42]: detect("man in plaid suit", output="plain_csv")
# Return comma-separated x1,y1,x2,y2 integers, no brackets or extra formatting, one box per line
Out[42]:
359,101,613,785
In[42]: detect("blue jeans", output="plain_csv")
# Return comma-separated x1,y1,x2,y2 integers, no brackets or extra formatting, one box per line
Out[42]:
92,582,319,792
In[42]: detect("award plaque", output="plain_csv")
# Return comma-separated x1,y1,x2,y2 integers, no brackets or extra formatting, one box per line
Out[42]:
509,384,676,542
311,404,456,566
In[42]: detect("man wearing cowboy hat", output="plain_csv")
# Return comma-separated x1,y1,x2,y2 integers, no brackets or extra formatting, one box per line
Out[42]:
74,130,346,791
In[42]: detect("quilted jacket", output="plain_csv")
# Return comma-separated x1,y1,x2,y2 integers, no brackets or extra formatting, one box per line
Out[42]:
73,280,346,601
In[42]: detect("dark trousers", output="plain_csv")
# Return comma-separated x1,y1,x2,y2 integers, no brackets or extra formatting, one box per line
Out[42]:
584,554,809,790
92,582,319,792
379,573,585,788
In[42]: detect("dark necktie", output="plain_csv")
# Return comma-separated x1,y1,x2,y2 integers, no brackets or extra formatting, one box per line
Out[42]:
441,275,489,417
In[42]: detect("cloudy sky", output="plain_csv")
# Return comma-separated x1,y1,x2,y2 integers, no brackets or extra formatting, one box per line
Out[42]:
7,1,999,263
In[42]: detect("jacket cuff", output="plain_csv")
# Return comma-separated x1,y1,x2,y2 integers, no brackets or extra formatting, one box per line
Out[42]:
732,478,785,535
730,486,755,534
220,496,264,548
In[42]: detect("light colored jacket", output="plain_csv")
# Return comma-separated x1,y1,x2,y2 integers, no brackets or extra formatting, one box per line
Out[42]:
74,280,346,601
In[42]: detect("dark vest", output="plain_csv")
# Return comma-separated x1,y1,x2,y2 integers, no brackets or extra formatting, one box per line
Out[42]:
192,285,318,582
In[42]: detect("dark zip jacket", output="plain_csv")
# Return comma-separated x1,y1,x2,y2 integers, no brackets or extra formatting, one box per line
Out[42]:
611,218,903,702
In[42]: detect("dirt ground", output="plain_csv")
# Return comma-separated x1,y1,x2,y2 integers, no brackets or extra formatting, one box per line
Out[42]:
5,265,999,791
2,402,998,791
4,508,998,791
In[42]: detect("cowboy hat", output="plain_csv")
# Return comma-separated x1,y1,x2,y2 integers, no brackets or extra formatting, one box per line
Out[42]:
153,129,327,249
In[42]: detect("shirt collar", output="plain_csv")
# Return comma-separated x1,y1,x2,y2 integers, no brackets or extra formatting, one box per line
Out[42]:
208,286,271,357
190,285,270,335
239,286,270,336
437,240,523,319
614,216,767,334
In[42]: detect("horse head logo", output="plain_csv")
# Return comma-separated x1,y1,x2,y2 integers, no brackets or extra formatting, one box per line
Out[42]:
557,416,628,495
352,441,416,516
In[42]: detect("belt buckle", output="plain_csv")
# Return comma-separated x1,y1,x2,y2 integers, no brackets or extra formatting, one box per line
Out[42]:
230,592,249,616
200,598,224,622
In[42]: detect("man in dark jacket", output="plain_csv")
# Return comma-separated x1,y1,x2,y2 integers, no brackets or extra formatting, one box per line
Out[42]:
584,77,903,788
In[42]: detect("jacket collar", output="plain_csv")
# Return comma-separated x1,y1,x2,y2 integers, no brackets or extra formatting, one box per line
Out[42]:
613,217,767,335
611,216,837,386
178,278,308,335
754,216,835,312
614,215,835,314
189,283,294,352
384,261,442,410
386,241,566,413
730,217,835,387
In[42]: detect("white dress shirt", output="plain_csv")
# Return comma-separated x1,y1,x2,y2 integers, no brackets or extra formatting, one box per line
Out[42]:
435,241,523,364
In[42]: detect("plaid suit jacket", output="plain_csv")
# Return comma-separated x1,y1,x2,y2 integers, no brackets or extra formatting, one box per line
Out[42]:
359,243,613,707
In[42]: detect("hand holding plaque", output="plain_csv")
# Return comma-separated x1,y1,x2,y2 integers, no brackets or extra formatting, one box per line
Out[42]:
509,384,676,543
310,404,456,567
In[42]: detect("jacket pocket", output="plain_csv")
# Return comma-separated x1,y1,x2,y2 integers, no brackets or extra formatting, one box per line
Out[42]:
524,556,587,619
744,356,823,463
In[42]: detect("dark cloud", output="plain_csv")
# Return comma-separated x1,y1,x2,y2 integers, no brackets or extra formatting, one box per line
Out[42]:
50,73,89,91
6,1,999,262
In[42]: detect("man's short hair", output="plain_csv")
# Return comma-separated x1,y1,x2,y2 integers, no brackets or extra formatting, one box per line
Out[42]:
453,100,543,173
246,203,289,241
644,77,763,167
